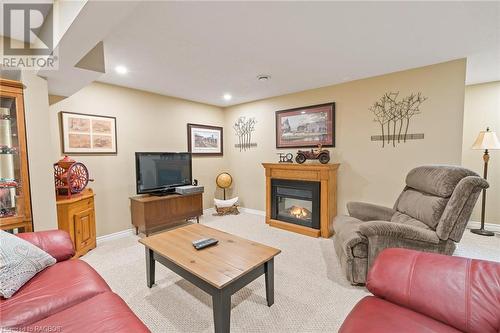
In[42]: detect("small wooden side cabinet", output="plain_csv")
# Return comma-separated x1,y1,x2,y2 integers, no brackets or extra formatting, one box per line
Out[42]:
130,192,203,236
56,188,96,258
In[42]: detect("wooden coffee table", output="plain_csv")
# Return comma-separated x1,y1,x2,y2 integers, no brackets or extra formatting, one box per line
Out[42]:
139,224,281,333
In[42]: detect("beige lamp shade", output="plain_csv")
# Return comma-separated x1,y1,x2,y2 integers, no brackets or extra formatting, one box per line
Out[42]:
472,128,500,150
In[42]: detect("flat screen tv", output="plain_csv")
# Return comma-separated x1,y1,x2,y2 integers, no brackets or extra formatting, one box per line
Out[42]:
135,152,192,195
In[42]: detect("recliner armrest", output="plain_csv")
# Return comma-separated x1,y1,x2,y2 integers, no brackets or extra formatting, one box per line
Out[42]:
347,202,395,221
366,248,500,333
17,230,75,262
359,221,440,244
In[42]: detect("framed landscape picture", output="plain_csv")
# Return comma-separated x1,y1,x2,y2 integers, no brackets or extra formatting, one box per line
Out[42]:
187,123,223,156
275,102,335,148
60,111,117,154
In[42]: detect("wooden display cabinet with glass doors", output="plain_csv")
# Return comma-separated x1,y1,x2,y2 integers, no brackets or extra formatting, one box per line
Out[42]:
0,78,32,232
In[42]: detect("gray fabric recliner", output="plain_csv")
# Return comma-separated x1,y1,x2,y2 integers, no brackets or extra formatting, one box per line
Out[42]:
333,165,489,285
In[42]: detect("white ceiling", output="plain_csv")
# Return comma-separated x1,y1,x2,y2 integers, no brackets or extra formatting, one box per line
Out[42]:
38,1,140,97
59,1,500,106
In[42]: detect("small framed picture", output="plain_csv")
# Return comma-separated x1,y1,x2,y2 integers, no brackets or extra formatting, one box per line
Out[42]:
59,111,117,154
187,123,223,156
276,102,335,149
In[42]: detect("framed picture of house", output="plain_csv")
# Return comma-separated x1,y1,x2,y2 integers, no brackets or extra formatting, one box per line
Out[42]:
187,123,223,156
59,111,117,154
275,102,335,148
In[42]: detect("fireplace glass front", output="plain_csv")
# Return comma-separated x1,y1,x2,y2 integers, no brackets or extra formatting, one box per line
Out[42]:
271,179,320,229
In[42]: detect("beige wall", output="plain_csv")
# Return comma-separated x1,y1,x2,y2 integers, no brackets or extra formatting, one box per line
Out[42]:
223,59,467,215
462,81,500,225
21,58,468,237
21,72,59,231
49,82,226,236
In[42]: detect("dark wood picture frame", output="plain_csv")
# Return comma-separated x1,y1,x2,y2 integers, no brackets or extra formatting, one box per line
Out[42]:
275,102,335,149
59,111,118,155
187,123,223,156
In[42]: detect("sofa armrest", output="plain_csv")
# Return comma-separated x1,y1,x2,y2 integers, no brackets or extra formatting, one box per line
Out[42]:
366,248,500,333
347,202,395,221
17,230,75,262
359,221,440,244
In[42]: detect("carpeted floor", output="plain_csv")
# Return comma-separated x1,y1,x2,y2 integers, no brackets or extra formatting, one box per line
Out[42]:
82,212,500,333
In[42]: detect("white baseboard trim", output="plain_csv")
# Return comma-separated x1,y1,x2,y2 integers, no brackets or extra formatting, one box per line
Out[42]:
96,228,135,244
466,221,500,233
95,218,498,245
95,217,497,244
239,207,266,216
204,207,216,214
204,206,265,217
96,207,265,244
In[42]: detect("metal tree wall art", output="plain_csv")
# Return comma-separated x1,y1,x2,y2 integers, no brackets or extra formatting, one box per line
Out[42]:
370,92,427,147
233,116,257,151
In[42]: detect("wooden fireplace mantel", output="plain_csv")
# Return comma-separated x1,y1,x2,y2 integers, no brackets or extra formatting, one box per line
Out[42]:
262,163,339,238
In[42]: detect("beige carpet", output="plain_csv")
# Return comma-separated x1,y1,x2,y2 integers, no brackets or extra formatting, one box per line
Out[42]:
82,212,500,333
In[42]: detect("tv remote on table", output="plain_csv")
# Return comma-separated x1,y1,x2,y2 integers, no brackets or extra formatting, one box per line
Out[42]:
192,238,218,250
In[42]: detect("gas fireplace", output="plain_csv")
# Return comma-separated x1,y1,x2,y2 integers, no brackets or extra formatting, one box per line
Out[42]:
271,179,320,229
263,163,338,238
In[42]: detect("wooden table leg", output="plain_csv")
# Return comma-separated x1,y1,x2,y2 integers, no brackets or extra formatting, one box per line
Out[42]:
212,289,231,333
146,248,155,288
265,258,274,306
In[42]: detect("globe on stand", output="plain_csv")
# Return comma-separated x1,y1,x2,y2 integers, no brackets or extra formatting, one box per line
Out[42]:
216,172,233,199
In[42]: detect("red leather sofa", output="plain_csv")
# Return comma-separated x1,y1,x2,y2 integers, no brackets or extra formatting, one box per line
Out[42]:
340,248,500,333
0,230,150,333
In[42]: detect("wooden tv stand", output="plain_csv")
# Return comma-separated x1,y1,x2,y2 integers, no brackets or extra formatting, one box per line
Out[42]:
130,192,203,236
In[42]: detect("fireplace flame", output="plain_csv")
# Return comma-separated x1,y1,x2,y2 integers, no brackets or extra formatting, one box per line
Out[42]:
288,205,311,219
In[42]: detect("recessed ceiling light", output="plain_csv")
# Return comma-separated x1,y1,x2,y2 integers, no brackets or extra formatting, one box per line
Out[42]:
257,74,271,81
301,111,306,114
115,65,128,74
223,93,232,101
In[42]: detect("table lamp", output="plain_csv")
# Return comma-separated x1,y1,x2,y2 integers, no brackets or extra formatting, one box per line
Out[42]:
471,127,500,236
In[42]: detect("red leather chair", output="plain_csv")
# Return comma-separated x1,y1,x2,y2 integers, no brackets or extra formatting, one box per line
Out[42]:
0,230,150,332
340,248,500,333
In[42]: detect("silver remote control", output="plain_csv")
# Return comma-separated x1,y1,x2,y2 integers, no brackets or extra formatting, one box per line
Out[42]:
192,238,218,250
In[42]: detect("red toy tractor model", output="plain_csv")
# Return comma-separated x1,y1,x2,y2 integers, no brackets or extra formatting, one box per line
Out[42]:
295,144,331,164
53,156,93,198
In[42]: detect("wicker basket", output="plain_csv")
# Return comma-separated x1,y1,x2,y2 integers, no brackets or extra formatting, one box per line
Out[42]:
213,204,240,216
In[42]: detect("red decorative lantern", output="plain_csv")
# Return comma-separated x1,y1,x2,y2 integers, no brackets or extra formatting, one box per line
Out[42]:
53,156,93,198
